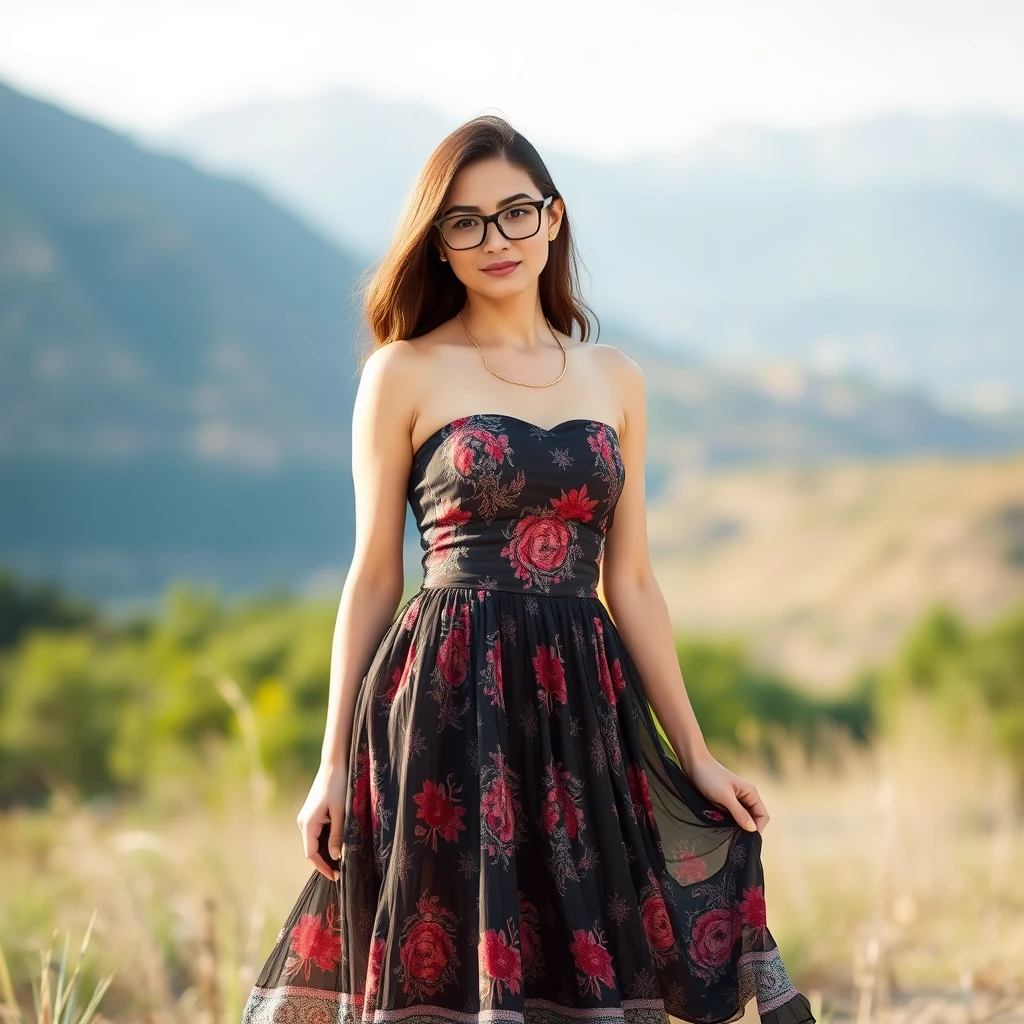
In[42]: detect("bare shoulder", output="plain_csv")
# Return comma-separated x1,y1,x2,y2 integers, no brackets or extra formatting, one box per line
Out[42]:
587,339,644,402
353,339,425,440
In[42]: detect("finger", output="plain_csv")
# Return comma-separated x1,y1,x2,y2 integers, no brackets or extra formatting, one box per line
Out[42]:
307,825,339,882
300,815,340,882
328,804,346,861
308,851,337,883
720,793,759,833
736,781,770,832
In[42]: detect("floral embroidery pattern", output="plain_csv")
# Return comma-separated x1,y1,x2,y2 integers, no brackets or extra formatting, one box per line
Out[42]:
428,602,472,730
533,638,568,713
478,916,522,1004
626,763,655,825
593,616,626,705
570,919,616,999
382,639,417,705
284,903,341,981
670,840,711,885
241,414,814,1024
639,868,680,968
396,889,460,1001
500,484,598,593
413,774,468,850
479,747,527,867
481,628,504,710
540,757,595,895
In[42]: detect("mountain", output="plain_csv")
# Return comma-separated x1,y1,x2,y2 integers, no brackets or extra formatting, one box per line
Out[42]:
154,93,1024,413
0,79,365,598
2,78,1022,605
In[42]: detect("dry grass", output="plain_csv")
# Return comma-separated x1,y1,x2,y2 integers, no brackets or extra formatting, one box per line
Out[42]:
0,686,1020,1023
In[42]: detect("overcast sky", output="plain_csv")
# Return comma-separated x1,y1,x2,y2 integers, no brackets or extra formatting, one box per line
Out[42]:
1,0,1021,160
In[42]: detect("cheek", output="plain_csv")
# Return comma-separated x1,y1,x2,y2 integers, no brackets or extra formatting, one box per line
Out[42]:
516,236,551,274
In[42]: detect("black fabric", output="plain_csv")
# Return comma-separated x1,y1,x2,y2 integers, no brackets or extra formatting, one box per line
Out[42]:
241,413,816,1024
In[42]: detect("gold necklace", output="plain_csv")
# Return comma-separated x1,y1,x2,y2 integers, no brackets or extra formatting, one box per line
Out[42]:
458,311,567,388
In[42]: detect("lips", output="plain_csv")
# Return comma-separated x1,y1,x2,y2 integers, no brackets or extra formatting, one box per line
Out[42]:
482,261,520,271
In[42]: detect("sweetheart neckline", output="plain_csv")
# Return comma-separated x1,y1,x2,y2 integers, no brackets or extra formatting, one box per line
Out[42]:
411,413,620,465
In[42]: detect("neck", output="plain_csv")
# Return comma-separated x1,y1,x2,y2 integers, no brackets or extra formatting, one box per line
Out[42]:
460,287,552,351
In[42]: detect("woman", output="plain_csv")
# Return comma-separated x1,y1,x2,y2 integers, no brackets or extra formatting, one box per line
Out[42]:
241,115,815,1024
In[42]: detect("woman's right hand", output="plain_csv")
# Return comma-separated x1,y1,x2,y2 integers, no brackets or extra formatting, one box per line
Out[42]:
297,761,349,882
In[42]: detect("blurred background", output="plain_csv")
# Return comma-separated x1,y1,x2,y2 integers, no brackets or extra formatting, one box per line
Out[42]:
1,1,1023,1021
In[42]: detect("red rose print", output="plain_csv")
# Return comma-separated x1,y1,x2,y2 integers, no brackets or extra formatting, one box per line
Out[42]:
365,936,387,1005
641,893,676,952
479,749,525,867
479,919,522,1003
739,885,767,930
549,484,599,522
396,890,460,1000
437,603,471,687
482,630,504,710
481,777,515,844
413,775,468,849
688,907,742,968
570,920,615,999
286,905,341,980
541,760,585,840
533,643,567,712
383,640,417,703
610,658,626,698
593,617,624,704
449,424,511,475
588,429,616,467
401,921,452,985
626,764,655,824
673,848,710,885
400,595,421,631
503,514,571,580
352,747,372,831
424,501,472,569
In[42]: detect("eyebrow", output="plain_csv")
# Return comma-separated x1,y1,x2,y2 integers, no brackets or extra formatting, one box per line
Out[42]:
441,193,535,217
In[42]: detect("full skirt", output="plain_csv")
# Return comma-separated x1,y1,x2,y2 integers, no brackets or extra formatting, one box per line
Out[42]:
241,585,815,1024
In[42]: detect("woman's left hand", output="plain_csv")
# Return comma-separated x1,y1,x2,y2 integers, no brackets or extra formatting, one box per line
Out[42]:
685,752,769,834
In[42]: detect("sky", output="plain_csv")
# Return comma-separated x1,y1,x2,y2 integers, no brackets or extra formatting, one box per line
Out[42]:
1,0,1021,160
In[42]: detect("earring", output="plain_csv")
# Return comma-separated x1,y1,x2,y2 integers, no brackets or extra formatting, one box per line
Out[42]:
549,232,556,241
440,254,447,261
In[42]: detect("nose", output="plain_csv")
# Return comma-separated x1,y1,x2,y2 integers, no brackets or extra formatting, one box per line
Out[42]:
481,218,510,253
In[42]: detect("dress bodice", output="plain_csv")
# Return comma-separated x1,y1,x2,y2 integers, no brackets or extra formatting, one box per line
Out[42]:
407,413,626,597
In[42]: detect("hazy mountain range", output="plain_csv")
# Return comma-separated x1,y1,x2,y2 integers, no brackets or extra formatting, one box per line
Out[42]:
151,88,1024,414
2,77,1023,605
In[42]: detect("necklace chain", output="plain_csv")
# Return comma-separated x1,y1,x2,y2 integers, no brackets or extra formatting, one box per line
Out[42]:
458,311,567,388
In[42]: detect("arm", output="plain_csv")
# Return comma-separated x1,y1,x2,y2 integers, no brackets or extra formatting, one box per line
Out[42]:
597,353,767,834
298,342,418,880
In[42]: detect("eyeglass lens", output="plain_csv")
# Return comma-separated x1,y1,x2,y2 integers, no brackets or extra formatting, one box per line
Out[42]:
439,204,541,249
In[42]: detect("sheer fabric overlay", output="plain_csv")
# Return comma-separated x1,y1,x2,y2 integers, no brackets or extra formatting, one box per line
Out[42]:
241,413,815,1024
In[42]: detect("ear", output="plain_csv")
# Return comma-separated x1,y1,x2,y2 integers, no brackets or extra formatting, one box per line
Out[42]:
547,196,566,238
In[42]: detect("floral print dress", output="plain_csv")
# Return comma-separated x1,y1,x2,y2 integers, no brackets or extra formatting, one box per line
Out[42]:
241,413,816,1024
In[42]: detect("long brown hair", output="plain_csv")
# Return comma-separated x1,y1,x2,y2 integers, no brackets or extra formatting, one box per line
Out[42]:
356,115,598,370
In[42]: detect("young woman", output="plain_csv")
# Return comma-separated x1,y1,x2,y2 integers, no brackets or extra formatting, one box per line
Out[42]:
241,115,815,1024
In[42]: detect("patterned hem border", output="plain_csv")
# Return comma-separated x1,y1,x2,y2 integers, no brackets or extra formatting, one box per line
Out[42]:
242,988,670,1024
242,946,803,1024
738,947,800,1015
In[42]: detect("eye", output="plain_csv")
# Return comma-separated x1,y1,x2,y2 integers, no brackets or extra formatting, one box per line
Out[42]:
451,217,481,230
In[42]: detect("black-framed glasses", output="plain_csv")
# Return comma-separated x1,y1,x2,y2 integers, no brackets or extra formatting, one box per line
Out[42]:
433,195,554,250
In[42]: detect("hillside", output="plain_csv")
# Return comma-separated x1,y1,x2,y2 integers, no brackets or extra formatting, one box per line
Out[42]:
2,77,1022,607
647,452,1024,688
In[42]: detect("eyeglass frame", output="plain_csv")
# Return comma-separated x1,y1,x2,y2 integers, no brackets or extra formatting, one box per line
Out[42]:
433,194,555,250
